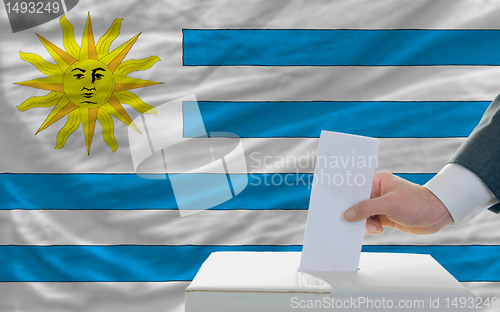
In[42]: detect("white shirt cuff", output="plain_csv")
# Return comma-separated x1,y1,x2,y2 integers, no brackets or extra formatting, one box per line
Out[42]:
424,163,499,226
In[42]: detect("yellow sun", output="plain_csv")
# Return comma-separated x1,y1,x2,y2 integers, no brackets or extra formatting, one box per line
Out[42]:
15,13,161,154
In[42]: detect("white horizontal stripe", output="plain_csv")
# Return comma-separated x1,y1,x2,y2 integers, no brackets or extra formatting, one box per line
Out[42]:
0,282,188,312
0,137,463,173
380,138,463,174
166,66,500,103
0,210,307,246
2,209,497,246
137,137,464,174
0,282,496,312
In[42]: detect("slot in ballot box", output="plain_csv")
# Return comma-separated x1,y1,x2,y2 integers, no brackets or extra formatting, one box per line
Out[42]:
185,252,476,312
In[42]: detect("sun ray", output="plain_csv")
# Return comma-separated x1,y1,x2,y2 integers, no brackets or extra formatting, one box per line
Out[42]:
96,18,122,59
100,33,140,72
60,16,81,59
80,13,98,60
101,102,140,133
15,76,64,93
36,100,78,134
114,91,157,115
36,95,71,133
103,94,141,133
17,92,64,111
36,34,77,71
97,109,118,152
114,76,162,92
55,109,81,149
81,107,99,154
20,52,64,76
114,56,160,76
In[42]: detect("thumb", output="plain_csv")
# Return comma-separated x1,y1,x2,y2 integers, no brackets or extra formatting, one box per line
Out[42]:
344,196,393,222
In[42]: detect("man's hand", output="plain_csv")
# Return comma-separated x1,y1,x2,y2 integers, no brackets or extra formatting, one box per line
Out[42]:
344,171,454,235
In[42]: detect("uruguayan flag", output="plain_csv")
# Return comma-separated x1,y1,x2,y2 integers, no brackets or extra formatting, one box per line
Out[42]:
0,0,499,311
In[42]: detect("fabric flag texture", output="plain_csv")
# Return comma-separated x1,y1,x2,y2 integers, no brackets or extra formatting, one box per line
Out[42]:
0,0,499,311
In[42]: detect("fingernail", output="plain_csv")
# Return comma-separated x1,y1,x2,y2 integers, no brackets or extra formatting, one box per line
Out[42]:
346,208,356,220
368,224,379,233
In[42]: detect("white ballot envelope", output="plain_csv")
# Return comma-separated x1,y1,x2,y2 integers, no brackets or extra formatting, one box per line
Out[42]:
299,131,379,272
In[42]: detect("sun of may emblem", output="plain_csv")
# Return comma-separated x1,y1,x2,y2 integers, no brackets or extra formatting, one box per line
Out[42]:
15,14,161,154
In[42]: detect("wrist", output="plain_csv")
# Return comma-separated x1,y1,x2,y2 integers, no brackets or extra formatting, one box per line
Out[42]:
423,186,454,227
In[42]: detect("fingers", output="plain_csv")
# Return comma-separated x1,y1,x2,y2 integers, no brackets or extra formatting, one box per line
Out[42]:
376,214,396,229
345,171,398,223
344,195,394,222
365,216,383,234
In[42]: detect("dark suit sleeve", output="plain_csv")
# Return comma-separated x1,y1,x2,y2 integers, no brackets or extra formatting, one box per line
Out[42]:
449,93,500,213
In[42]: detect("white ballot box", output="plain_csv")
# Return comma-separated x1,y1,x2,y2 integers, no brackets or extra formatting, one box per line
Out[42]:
185,252,476,312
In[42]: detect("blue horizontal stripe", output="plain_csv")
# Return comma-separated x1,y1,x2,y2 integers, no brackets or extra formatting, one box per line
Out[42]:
0,173,433,210
0,245,497,282
185,101,489,138
183,29,500,66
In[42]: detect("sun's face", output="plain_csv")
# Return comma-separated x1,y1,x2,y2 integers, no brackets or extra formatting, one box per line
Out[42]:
63,60,115,108
15,14,161,154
